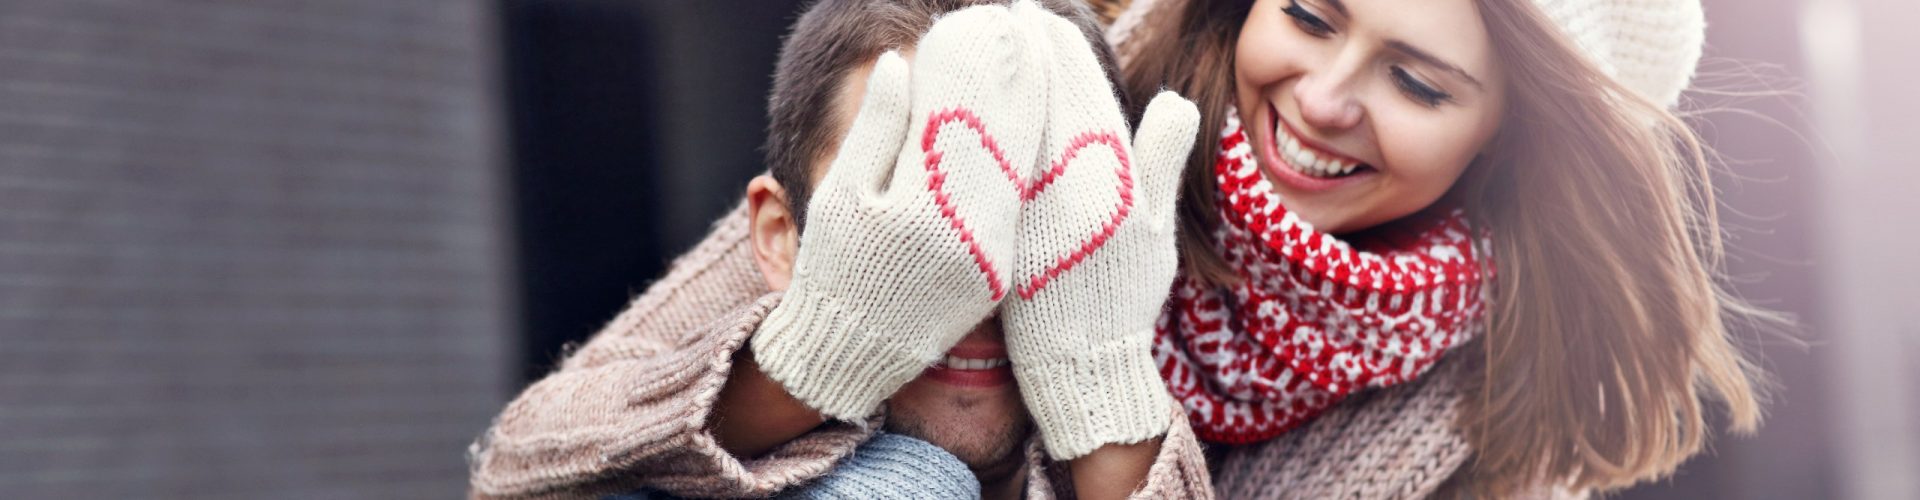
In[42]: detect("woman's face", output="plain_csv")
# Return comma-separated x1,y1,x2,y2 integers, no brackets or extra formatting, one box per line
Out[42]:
1235,0,1506,234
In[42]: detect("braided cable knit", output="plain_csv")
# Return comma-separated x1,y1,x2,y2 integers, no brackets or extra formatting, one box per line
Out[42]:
1153,111,1493,444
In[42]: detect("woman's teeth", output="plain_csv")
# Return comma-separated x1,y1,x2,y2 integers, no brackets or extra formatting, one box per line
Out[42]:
1276,123,1361,178
938,356,1009,370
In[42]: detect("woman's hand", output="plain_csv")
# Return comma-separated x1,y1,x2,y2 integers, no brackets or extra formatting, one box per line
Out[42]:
749,4,1047,421
1000,0,1200,463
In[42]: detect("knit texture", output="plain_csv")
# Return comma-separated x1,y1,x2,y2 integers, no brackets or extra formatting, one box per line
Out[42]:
1531,0,1706,108
1022,401,1216,500
1212,358,1590,499
459,199,1559,499
466,203,1217,499
1153,111,1491,444
775,433,981,500
467,4,1592,494
594,431,978,500
467,204,882,500
1211,357,1473,499
751,4,1046,420
1105,0,1707,108
998,0,1196,460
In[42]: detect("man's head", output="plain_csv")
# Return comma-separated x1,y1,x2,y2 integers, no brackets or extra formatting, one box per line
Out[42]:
759,0,1122,232
741,0,1120,487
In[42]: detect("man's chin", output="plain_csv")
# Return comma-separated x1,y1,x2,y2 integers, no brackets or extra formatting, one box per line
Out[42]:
884,374,1031,477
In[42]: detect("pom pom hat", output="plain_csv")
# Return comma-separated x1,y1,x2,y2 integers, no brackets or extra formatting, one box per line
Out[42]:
1530,0,1706,108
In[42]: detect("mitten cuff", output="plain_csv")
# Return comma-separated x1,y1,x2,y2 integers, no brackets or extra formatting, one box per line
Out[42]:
1014,334,1175,459
751,287,929,421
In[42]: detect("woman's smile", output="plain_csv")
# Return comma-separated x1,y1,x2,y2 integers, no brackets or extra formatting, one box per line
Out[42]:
1260,101,1378,193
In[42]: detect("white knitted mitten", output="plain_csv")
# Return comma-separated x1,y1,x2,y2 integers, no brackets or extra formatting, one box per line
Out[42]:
751,5,1045,420
1001,1,1201,459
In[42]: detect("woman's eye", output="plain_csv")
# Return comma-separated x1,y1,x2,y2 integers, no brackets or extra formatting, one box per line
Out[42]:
1391,66,1452,107
1282,2,1334,37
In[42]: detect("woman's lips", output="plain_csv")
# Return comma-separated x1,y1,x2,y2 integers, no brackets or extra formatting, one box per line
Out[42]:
1260,102,1376,193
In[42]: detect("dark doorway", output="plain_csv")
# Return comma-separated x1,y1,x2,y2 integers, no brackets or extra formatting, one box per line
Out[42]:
499,0,805,383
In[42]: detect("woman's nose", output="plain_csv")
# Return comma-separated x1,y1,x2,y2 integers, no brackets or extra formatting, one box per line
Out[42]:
1293,71,1364,131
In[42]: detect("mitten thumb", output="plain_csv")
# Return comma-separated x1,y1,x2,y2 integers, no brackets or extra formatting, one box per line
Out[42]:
1131,91,1200,224
815,50,913,201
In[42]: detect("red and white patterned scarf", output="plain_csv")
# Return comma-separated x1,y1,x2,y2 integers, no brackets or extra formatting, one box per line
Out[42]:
1152,111,1495,444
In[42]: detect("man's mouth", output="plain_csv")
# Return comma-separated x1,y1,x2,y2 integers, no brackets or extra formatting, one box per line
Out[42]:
1265,102,1377,185
922,328,1015,388
937,354,1009,370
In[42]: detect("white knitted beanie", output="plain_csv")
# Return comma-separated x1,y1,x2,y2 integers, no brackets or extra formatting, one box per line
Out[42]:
1106,0,1706,108
1530,0,1705,108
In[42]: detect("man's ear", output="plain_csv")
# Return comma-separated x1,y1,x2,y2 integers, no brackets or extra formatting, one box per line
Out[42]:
746,174,799,292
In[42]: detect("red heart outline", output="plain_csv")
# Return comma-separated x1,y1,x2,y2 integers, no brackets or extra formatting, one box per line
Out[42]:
922,108,1016,301
920,107,1134,302
1014,130,1133,300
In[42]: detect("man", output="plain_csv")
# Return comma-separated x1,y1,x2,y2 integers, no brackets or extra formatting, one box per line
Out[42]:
468,2,1207,498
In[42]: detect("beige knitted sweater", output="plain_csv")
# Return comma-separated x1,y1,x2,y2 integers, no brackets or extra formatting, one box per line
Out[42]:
466,201,1583,499
466,201,1211,499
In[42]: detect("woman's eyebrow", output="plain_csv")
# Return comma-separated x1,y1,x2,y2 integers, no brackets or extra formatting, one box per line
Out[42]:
1385,40,1485,90
1324,0,1350,16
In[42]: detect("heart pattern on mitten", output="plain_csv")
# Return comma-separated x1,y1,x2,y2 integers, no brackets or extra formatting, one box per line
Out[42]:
1013,130,1133,299
921,107,1019,301
922,107,1133,302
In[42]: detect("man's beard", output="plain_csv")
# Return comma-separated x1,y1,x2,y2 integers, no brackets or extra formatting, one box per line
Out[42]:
883,389,1032,481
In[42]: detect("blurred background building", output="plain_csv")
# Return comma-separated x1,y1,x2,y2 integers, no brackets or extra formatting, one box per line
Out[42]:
0,0,1912,498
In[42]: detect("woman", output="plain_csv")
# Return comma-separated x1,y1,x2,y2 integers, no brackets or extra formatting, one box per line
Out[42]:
1101,0,1773,496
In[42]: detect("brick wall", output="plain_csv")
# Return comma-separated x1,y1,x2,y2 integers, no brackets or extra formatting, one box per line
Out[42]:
0,1,510,497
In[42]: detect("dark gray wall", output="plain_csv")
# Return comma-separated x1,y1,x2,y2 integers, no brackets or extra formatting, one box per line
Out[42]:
0,1,510,497
501,0,802,382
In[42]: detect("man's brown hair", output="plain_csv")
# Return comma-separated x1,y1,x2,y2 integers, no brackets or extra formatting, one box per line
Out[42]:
763,0,1123,228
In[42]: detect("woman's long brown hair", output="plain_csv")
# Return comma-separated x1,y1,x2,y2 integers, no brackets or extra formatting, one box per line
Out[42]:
1118,0,1770,494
